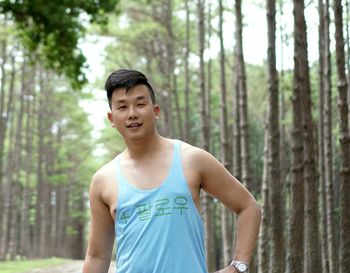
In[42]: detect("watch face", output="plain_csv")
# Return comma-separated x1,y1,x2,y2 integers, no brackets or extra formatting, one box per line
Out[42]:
237,263,248,272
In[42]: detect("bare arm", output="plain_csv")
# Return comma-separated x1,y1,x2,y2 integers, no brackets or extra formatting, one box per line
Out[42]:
83,174,115,273
195,149,261,272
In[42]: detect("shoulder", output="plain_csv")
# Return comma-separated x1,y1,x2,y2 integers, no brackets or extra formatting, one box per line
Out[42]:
179,140,218,172
90,158,118,197
180,141,206,158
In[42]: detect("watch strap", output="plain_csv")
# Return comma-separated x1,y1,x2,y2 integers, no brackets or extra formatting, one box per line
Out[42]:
230,260,249,272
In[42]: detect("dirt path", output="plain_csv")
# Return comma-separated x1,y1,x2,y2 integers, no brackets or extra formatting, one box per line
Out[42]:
24,260,115,273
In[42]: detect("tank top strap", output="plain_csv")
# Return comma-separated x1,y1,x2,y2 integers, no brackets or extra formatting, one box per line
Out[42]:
115,155,122,180
115,155,126,192
172,139,185,178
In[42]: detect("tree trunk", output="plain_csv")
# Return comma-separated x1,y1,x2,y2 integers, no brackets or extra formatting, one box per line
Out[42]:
266,1,285,272
8,60,28,260
164,0,181,139
206,0,212,152
0,51,16,261
294,1,322,271
322,1,338,272
0,24,8,188
197,0,209,152
206,2,216,270
317,2,330,272
57,186,69,256
0,91,17,260
333,0,350,271
184,0,191,143
20,65,36,258
218,0,232,266
233,63,241,181
34,68,48,258
288,2,307,273
232,23,241,271
172,74,183,139
346,1,350,130
258,122,270,273
278,1,289,224
197,0,215,271
235,0,252,192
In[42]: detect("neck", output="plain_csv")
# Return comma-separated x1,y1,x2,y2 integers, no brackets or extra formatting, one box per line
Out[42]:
124,133,163,160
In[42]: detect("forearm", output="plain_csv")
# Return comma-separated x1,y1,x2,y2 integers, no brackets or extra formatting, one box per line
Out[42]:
233,202,261,263
83,254,111,273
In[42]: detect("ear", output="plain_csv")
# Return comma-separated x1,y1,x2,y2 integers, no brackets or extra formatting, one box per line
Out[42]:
107,112,116,127
153,104,160,120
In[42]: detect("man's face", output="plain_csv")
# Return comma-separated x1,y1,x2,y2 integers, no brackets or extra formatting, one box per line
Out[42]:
107,84,160,141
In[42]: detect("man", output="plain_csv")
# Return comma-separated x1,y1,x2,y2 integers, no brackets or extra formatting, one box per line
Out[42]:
83,69,261,273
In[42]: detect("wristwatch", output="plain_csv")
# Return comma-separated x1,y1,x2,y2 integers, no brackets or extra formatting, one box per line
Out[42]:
230,260,249,273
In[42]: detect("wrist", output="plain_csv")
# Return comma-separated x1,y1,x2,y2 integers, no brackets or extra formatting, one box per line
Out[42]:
230,260,249,273
229,266,238,273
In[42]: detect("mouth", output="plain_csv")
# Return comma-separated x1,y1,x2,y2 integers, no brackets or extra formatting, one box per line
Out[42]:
126,122,143,128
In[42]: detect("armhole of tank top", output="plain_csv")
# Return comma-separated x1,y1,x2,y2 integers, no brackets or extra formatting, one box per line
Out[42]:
175,140,203,218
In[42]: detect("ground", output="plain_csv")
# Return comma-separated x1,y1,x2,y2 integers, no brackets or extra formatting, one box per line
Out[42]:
24,260,116,273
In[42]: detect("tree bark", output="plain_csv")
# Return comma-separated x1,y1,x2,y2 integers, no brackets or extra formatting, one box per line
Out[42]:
0,51,16,261
0,90,17,260
184,0,191,143
0,23,8,188
206,2,216,270
234,0,252,192
258,122,270,273
322,1,338,272
266,1,285,272
333,0,350,271
172,74,183,139
294,1,322,271
218,0,232,266
233,61,241,181
288,2,307,273
34,67,48,257
20,65,36,258
197,0,209,152
197,0,215,270
317,1,330,272
346,1,350,130
8,59,28,260
164,0,182,139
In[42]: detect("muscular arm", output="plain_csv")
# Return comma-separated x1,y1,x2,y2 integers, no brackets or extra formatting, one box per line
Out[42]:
194,148,261,271
83,174,115,273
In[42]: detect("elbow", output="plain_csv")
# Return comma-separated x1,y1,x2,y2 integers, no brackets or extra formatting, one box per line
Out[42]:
85,246,111,262
249,194,262,219
240,199,262,222
253,201,262,223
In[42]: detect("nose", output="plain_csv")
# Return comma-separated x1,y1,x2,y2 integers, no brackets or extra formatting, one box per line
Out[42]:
127,105,138,119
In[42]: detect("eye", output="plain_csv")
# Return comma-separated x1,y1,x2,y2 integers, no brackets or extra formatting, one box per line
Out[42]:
118,106,127,110
138,103,145,107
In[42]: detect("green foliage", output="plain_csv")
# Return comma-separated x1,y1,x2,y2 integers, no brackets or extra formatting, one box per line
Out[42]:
0,258,71,273
66,225,78,236
99,119,125,161
0,0,119,89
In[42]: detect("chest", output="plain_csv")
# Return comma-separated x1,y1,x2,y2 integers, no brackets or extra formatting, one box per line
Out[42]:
103,155,202,222
120,159,172,190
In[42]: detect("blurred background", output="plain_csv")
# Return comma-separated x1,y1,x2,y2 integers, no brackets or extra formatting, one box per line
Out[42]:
0,0,349,273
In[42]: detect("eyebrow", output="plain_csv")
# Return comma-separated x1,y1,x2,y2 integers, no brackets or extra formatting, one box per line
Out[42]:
115,96,147,104
135,95,146,101
115,99,126,104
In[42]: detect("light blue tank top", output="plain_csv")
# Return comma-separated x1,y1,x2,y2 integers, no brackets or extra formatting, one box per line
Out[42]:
115,140,208,273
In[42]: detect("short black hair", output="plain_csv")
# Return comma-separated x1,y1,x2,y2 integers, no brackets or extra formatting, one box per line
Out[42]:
104,69,156,109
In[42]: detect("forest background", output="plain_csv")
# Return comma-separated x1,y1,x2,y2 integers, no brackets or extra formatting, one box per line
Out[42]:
0,1,350,273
